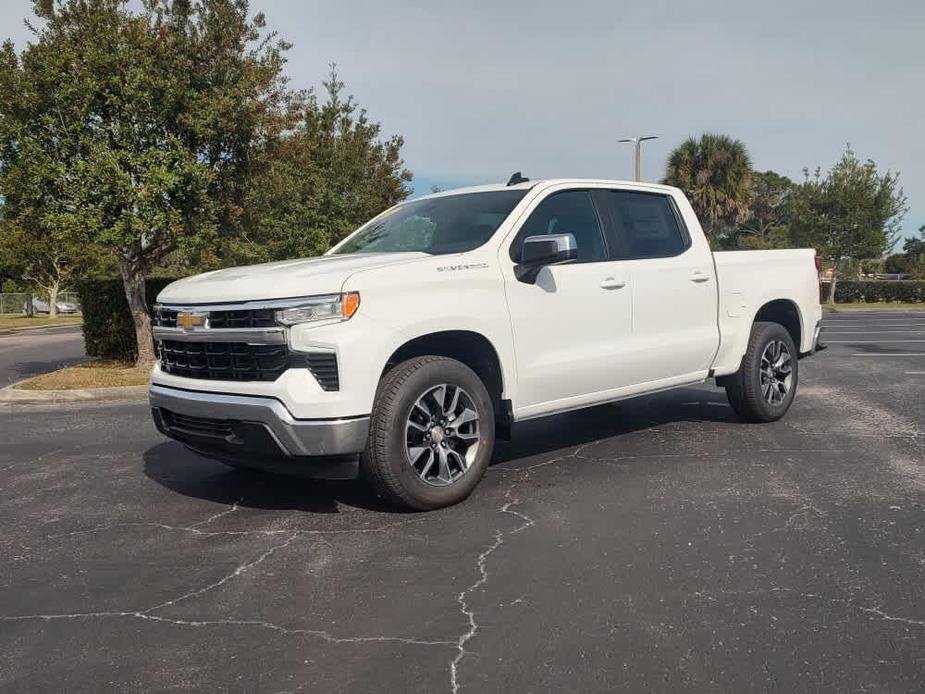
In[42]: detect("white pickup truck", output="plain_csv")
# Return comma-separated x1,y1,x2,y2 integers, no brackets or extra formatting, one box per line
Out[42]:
150,177,823,509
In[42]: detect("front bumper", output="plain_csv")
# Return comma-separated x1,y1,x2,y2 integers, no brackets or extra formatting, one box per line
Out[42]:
149,384,370,478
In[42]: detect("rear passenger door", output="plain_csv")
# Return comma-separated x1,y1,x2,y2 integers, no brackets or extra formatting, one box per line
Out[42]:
592,189,719,385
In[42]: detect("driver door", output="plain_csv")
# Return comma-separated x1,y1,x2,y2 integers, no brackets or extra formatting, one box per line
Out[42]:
502,189,634,418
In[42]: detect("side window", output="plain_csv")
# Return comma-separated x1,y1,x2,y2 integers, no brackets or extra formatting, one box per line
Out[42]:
594,190,689,259
510,191,607,263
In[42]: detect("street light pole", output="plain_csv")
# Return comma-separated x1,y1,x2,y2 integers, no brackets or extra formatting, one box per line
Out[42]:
617,135,658,181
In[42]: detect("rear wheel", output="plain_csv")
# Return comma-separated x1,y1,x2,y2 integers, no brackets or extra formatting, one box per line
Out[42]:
361,356,494,510
724,321,798,423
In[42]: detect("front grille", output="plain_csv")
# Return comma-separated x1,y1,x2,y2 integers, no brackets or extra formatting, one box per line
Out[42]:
155,307,178,328
157,340,339,388
207,308,278,329
158,340,288,381
154,307,277,329
163,411,235,438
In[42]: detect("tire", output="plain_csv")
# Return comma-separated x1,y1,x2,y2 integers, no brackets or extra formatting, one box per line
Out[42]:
360,356,495,510
724,321,799,423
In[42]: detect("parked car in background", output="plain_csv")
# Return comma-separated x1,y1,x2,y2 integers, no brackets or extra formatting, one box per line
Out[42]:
28,298,79,314
149,177,823,510
872,273,912,280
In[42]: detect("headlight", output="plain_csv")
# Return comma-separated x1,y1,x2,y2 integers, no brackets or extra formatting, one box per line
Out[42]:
274,292,360,326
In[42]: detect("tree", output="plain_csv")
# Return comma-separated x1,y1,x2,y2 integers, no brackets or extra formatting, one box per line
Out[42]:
239,68,411,263
0,0,289,365
885,226,925,277
0,220,84,316
663,133,753,245
736,170,795,249
789,147,906,302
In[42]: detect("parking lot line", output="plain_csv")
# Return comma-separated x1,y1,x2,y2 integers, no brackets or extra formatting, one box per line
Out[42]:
822,320,925,328
822,324,925,329
827,339,925,343
823,330,925,334
851,353,925,357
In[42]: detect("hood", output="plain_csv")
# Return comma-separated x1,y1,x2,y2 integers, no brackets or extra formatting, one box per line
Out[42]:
156,252,428,304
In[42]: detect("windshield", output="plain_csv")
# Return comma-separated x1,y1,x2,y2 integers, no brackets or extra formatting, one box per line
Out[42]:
332,190,527,255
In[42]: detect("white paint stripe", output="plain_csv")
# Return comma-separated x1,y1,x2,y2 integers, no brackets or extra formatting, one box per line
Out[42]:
905,371,925,375
826,339,925,343
822,324,925,328
851,353,925,357
824,309,925,312
823,330,925,334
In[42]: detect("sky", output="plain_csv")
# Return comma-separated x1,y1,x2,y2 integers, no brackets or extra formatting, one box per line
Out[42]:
2,0,923,242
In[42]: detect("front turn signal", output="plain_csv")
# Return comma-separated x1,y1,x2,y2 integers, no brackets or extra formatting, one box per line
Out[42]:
342,291,361,319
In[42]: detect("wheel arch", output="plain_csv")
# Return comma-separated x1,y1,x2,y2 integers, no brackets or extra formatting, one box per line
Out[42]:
382,330,510,437
715,297,806,381
753,298,802,348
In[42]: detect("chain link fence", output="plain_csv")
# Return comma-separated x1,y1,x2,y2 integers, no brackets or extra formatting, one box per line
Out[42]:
0,293,31,315
0,292,82,315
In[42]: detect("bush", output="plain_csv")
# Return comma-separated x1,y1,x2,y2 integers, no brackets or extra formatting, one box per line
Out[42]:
77,277,179,361
821,280,925,303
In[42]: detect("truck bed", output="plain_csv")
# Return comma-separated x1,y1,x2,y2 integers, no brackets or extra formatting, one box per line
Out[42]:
710,248,822,375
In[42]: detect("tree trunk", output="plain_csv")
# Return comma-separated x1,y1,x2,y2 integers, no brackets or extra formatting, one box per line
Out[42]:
118,260,156,367
827,260,838,304
47,282,59,318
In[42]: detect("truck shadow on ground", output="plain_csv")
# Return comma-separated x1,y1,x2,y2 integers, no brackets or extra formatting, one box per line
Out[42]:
494,385,736,464
142,386,736,514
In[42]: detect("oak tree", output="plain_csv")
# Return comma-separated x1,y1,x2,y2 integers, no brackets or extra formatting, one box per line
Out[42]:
789,147,906,302
0,0,289,364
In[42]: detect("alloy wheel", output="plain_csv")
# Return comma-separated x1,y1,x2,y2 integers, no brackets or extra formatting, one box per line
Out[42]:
404,384,481,486
760,340,793,405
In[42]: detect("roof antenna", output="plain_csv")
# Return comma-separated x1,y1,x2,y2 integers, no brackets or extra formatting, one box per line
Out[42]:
506,171,529,186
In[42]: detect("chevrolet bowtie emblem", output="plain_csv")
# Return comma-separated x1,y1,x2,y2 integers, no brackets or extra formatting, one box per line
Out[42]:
177,312,207,330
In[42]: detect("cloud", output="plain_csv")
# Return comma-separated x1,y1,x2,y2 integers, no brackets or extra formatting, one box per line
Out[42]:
3,0,922,237
274,0,924,238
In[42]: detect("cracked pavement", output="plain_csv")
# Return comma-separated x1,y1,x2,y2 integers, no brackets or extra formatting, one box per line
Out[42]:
1,310,924,691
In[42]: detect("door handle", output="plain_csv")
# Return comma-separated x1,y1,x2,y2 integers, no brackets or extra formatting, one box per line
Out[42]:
689,271,711,283
600,277,626,290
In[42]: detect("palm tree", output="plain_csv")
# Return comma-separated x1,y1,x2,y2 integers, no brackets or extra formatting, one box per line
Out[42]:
663,134,753,243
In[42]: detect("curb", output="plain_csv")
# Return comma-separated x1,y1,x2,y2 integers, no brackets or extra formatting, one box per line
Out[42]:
0,384,148,404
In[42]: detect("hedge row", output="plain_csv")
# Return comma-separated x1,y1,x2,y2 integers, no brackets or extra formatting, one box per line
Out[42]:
76,277,180,361
821,280,925,304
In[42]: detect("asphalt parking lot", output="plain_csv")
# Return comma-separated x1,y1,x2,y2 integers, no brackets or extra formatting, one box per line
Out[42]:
0,324,86,386
1,310,923,692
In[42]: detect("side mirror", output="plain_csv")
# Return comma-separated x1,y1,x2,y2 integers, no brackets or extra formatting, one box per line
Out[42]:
516,233,577,283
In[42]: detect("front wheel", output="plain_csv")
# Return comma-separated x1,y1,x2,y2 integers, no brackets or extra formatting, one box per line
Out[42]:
724,321,799,423
361,356,495,510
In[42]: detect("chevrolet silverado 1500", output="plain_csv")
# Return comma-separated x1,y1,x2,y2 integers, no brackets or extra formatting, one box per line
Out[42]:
150,177,823,509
